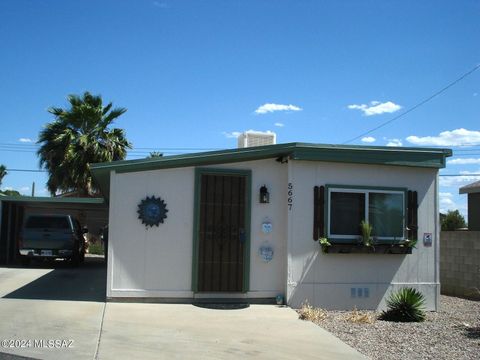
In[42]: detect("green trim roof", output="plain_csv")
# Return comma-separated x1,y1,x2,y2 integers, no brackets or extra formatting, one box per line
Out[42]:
0,196,105,204
90,142,452,197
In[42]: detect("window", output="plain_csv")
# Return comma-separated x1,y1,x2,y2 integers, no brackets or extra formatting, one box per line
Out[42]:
327,186,405,241
25,216,70,229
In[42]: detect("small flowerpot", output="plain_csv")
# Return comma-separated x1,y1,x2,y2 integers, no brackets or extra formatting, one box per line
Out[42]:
275,294,284,305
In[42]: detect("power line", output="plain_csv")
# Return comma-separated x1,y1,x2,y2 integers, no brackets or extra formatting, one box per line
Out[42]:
5,169,46,173
342,63,480,144
439,174,480,176
0,142,220,151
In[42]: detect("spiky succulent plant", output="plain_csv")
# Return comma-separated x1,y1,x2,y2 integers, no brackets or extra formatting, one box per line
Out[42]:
380,287,426,322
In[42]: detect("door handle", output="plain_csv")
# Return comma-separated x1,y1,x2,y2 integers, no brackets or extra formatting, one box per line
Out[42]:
239,228,246,243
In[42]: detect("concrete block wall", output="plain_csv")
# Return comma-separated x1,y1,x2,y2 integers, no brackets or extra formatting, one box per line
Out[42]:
440,231,480,299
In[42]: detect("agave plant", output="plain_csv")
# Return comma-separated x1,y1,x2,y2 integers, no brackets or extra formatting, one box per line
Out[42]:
380,287,426,322
360,220,373,247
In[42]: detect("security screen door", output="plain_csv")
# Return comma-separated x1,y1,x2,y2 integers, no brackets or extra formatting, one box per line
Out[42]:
197,173,246,292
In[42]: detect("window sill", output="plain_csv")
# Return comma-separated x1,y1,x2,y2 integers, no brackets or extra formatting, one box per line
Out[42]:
323,243,413,254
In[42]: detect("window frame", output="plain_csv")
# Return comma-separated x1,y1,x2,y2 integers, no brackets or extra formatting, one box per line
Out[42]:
325,184,408,243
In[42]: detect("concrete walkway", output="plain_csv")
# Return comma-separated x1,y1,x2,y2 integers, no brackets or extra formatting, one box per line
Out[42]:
0,258,365,360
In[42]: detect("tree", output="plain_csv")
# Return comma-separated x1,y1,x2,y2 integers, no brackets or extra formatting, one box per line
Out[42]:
441,210,467,231
1,189,20,196
148,151,163,158
0,165,6,188
37,92,131,196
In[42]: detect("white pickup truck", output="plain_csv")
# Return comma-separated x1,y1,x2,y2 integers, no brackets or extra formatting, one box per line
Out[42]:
19,214,87,266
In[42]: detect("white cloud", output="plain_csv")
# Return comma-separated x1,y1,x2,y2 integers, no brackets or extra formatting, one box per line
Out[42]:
361,136,376,143
153,1,168,8
37,188,49,195
386,138,403,147
222,131,242,139
447,158,480,165
274,122,285,127
439,192,462,213
255,103,302,114
406,128,480,146
347,101,402,116
18,138,33,143
439,170,480,187
440,192,455,206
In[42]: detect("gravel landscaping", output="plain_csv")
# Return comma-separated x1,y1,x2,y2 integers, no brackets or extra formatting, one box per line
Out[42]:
302,295,480,360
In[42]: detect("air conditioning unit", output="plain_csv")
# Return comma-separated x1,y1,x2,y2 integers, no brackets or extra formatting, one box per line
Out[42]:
237,131,276,148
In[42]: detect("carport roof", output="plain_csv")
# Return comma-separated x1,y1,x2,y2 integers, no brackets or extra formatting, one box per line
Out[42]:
90,142,452,198
0,196,105,204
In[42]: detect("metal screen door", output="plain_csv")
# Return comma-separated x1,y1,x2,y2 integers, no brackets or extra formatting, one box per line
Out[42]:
197,173,246,292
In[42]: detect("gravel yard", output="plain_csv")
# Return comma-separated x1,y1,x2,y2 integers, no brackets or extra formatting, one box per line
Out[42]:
303,295,480,360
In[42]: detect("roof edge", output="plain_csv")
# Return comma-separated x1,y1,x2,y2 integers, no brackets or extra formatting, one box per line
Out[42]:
0,196,105,204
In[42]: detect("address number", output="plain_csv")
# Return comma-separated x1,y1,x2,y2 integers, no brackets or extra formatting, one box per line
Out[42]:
287,182,293,210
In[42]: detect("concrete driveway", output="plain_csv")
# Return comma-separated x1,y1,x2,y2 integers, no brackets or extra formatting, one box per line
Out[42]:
0,257,364,360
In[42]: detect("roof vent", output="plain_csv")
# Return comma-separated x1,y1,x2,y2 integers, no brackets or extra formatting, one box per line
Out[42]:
237,131,276,148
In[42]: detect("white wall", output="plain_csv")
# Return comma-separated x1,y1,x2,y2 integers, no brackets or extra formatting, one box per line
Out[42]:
108,157,439,310
213,160,288,298
286,160,439,310
108,167,195,298
108,159,288,299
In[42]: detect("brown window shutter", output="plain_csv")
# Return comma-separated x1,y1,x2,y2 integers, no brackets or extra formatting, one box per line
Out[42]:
407,190,418,240
313,186,325,240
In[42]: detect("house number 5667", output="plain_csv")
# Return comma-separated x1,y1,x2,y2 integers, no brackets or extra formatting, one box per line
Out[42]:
287,182,293,210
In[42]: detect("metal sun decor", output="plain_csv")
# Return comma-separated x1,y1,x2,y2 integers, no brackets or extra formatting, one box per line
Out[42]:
137,196,168,227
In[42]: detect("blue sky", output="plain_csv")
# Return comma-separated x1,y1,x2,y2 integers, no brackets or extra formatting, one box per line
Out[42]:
0,0,479,216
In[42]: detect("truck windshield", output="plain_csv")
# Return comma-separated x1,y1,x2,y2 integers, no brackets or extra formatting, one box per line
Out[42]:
25,216,70,229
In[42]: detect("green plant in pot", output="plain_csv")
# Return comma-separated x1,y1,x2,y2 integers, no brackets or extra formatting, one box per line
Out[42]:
360,220,373,248
319,238,331,253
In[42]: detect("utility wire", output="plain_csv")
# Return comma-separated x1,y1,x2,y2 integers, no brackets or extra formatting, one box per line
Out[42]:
4,167,480,177
439,174,480,176
342,63,480,144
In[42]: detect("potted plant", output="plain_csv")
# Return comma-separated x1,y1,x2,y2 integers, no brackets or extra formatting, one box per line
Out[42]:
360,221,374,249
319,237,331,253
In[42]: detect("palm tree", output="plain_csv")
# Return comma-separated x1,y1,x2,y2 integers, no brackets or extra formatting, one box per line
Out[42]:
0,165,7,188
37,92,131,196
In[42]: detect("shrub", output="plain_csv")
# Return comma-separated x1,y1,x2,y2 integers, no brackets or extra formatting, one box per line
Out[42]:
345,307,375,324
380,287,426,322
441,210,467,231
88,241,104,255
298,302,327,322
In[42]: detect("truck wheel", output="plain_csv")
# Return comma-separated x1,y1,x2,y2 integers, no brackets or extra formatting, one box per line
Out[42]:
79,250,85,263
21,257,30,267
70,252,80,267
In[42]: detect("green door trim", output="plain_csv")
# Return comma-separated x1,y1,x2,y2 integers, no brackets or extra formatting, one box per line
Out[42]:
191,167,252,293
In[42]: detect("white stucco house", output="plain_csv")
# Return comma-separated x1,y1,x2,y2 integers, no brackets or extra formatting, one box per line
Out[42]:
91,142,451,310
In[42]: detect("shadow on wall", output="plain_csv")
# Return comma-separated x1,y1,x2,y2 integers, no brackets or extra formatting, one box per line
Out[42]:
3,257,106,302
288,184,429,310
288,250,407,310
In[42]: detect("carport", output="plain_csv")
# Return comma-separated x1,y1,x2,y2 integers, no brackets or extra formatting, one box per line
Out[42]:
0,196,107,265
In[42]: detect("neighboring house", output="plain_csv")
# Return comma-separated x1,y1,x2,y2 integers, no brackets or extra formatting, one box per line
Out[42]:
90,142,451,310
459,180,480,231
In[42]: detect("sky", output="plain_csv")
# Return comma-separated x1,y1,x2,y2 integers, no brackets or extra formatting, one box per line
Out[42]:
0,0,479,216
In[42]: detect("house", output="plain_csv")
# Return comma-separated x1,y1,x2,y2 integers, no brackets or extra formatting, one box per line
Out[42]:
90,141,451,310
459,180,480,231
